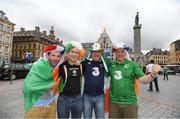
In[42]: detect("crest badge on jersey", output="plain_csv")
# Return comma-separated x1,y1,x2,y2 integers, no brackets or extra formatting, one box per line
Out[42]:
114,70,122,80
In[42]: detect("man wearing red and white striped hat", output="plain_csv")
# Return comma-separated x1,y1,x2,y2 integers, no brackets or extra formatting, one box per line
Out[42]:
23,45,65,118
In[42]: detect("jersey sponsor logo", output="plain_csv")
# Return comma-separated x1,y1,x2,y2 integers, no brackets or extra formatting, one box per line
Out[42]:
124,64,129,68
92,67,100,76
72,70,77,76
114,70,122,80
70,68,79,76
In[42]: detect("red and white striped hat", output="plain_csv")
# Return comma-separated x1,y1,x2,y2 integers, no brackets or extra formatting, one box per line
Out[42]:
43,45,65,66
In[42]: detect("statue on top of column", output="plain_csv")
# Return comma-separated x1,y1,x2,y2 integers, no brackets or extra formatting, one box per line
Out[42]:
135,12,139,25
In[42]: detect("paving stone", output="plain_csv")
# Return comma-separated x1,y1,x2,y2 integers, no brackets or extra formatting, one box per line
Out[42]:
0,75,180,118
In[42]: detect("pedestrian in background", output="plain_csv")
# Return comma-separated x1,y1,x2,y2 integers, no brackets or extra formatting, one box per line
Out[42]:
23,45,65,118
162,65,169,80
146,60,160,92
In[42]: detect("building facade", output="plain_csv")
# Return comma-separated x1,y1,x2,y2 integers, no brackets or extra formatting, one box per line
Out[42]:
81,42,94,57
97,28,113,49
12,26,62,63
169,39,180,64
82,28,114,58
0,11,15,64
97,28,114,58
146,48,169,65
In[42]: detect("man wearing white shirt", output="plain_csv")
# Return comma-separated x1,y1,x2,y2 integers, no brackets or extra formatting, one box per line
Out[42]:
146,60,159,92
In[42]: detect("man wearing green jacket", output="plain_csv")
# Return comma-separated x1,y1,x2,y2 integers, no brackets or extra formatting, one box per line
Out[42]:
23,45,64,118
162,65,168,80
108,43,161,118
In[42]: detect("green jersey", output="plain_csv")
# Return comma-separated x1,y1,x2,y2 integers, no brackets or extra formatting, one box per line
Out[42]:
109,59,144,104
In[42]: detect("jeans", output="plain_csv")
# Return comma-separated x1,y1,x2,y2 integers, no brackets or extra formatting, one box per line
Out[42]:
83,94,104,118
163,74,168,80
57,94,83,118
149,77,159,91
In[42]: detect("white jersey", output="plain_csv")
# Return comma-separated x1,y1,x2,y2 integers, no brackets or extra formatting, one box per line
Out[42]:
146,63,153,73
146,63,158,78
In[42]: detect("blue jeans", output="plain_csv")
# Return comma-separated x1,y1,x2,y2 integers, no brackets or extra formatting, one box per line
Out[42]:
83,94,104,118
57,94,83,118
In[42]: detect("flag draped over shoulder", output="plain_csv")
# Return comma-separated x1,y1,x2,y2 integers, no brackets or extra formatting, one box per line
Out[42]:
23,57,54,112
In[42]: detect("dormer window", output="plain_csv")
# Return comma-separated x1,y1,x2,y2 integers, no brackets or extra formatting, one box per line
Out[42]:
0,11,5,19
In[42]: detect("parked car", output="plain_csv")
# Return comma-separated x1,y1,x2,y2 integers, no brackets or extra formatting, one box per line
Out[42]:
0,63,32,80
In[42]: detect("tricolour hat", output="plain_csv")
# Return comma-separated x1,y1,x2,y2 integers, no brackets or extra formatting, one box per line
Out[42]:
65,41,85,60
43,45,65,66
44,45,65,55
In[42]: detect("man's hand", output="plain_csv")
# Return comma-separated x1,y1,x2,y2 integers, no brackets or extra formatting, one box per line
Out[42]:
152,64,161,75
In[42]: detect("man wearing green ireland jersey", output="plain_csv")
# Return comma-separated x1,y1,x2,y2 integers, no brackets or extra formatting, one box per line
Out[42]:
108,43,161,118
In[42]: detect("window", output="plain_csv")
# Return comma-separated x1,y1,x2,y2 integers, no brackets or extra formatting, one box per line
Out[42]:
29,43,31,49
0,45,2,52
6,36,9,43
16,44,18,49
0,34,2,41
33,43,36,49
4,46,8,52
6,26,11,33
0,23,3,30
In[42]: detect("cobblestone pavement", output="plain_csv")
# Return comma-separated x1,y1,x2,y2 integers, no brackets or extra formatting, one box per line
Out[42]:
138,75,180,118
0,79,24,118
0,75,180,118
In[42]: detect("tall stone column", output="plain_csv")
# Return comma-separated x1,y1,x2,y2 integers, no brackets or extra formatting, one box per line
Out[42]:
133,12,146,65
133,12,142,54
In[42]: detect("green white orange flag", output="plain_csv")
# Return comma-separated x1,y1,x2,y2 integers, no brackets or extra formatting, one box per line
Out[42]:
23,58,56,112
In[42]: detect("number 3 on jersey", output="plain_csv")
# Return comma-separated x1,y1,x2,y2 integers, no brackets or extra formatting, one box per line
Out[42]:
92,67,100,76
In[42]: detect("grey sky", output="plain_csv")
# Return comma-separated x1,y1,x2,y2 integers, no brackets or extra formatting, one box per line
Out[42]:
1,0,180,51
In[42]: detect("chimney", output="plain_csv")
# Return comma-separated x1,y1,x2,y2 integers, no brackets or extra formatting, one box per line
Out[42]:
20,27,25,32
43,31,47,35
35,26,40,32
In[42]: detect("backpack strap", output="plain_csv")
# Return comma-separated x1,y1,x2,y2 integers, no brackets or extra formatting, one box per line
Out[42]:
63,65,68,85
80,63,83,76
